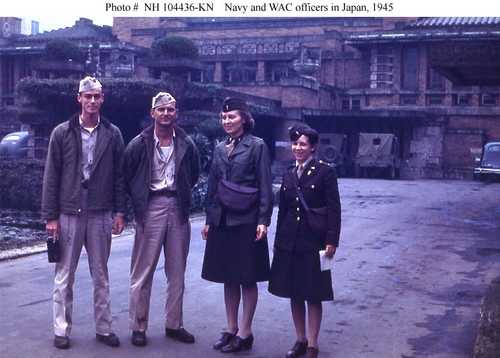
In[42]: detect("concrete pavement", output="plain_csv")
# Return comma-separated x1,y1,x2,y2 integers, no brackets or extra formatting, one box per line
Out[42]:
0,179,499,358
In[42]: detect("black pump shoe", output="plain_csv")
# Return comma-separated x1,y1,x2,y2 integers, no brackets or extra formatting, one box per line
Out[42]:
213,331,237,350
221,334,254,353
286,340,308,358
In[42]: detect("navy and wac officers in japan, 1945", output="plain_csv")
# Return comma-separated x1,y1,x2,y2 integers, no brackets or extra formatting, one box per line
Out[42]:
42,76,126,349
123,92,200,347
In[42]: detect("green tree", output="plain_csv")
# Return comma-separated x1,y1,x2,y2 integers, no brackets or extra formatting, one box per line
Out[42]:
151,36,199,59
44,39,84,62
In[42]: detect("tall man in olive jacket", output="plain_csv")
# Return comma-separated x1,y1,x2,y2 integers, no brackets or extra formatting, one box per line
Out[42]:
124,92,200,347
42,77,125,349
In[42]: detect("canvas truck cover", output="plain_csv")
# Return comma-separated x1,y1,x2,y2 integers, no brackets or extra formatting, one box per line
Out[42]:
356,133,396,167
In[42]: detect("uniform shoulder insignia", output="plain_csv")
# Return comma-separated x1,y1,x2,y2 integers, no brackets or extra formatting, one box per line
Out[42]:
318,160,333,168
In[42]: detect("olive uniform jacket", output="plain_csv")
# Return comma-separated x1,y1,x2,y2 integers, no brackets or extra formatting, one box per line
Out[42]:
205,134,273,227
274,159,341,253
123,124,200,222
41,114,126,220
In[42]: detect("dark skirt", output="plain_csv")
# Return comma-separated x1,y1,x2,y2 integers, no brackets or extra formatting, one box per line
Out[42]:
268,248,333,303
202,223,270,285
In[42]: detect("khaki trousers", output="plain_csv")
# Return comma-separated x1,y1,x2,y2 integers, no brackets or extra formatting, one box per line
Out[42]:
53,190,113,337
129,195,191,331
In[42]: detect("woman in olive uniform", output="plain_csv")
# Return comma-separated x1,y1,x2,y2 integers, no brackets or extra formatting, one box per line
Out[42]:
201,97,273,353
269,125,341,358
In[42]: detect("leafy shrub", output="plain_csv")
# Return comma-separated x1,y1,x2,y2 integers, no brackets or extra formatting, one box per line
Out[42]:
191,132,213,174
151,36,199,59
16,77,177,143
0,159,44,211
45,39,84,62
190,176,208,213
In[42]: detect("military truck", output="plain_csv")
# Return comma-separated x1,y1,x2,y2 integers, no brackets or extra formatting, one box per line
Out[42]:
354,133,401,179
318,133,349,176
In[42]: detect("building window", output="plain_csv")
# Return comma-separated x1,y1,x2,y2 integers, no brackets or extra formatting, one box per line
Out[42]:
189,70,202,83
223,61,257,83
453,94,471,106
265,61,289,82
341,97,361,111
426,94,444,106
481,93,497,106
427,67,445,90
203,62,215,83
1,56,15,106
400,95,417,105
351,98,361,110
370,46,393,89
401,47,418,90
341,99,350,111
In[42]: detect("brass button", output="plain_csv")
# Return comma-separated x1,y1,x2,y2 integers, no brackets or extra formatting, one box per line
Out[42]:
297,217,300,221
296,207,300,212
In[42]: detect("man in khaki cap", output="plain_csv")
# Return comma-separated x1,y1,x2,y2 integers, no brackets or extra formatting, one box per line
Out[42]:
124,92,200,347
42,76,126,349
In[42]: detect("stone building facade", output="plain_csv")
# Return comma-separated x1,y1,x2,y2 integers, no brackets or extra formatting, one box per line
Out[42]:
111,17,500,179
1,17,499,179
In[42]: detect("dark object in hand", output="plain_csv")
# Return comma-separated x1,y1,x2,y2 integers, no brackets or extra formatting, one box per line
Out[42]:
47,237,60,263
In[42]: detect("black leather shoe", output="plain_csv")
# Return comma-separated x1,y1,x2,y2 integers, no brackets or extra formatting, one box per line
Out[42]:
286,340,308,358
213,331,237,350
305,347,319,358
131,331,147,346
165,327,195,343
221,334,254,353
54,335,70,349
96,332,120,347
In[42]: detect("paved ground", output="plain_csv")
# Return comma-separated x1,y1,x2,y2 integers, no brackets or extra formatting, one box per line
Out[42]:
0,179,499,358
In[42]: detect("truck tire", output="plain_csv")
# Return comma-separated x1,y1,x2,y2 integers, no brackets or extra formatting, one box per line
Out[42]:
320,145,338,164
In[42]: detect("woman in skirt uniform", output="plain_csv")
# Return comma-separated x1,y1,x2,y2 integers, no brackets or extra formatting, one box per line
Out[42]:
269,125,341,358
201,97,273,353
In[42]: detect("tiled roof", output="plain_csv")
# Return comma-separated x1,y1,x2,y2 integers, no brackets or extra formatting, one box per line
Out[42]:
409,17,500,28
24,18,115,42
346,17,500,44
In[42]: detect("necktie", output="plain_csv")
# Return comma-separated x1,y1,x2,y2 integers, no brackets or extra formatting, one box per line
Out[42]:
226,139,235,156
297,164,304,178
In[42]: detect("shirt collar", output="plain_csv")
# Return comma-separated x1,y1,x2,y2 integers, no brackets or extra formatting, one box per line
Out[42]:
79,115,100,133
154,128,176,147
226,134,244,145
296,156,313,169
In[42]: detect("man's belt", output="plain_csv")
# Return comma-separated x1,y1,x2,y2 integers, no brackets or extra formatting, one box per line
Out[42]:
150,189,177,197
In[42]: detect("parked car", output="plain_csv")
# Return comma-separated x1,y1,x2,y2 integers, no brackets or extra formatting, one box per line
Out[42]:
354,132,400,179
318,133,349,176
473,141,500,181
0,131,32,159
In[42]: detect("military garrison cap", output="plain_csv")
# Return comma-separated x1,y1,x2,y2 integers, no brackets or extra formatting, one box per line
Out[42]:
222,97,248,113
152,92,176,108
78,76,102,93
288,124,319,146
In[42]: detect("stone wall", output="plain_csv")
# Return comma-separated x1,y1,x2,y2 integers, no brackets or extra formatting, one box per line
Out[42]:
403,125,445,179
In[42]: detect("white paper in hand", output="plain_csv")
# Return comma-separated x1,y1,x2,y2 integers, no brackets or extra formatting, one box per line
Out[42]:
319,250,334,271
